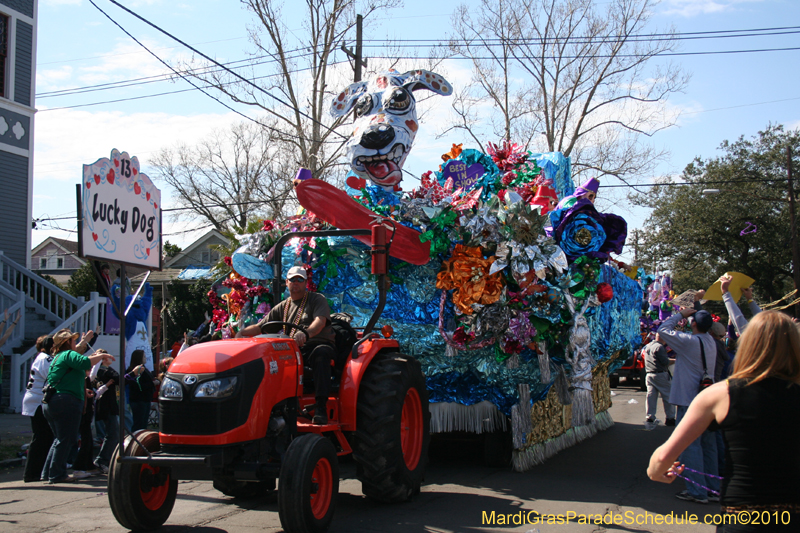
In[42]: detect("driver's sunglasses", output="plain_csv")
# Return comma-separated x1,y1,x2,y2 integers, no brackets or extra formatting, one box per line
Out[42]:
288,277,306,283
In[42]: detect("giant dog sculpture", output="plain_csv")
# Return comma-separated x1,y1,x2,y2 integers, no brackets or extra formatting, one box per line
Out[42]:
331,69,452,190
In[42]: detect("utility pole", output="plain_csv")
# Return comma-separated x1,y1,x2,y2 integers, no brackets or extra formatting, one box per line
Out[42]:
341,14,367,82
788,146,800,318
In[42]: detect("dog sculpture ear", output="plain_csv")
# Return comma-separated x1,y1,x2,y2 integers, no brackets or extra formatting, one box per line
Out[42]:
330,80,369,117
399,70,453,96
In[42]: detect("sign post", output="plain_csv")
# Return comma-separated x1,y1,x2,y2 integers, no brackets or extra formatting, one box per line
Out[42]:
76,149,162,463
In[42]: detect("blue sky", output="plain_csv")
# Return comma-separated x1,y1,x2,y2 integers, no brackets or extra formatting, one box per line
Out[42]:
32,0,800,263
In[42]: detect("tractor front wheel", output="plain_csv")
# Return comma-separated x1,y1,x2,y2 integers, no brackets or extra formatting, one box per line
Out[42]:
107,430,178,531
278,434,338,533
353,352,430,503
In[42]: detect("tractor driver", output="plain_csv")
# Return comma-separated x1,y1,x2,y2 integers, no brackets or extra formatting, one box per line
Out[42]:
236,266,336,425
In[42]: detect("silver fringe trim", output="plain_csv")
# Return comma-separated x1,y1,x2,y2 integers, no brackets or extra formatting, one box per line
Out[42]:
506,353,520,369
444,344,459,357
511,384,532,449
570,389,595,428
538,342,551,384
511,410,614,472
429,401,509,434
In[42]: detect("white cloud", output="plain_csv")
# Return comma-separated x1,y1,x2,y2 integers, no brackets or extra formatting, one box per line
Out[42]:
661,0,764,17
37,66,75,91
34,108,240,181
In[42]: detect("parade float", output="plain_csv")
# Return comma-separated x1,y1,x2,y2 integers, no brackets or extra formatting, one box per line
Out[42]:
209,70,643,471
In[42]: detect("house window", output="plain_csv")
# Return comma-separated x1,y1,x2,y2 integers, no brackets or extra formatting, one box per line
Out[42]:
56,257,64,269
0,15,8,98
201,251,210,264
39,257,47,269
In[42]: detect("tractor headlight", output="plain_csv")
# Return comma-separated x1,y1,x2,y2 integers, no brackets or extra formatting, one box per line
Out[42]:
194,376,238,399
160,377,183,400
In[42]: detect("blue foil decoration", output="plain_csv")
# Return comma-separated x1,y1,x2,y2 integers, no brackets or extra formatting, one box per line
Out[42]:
557,213,607,259
530,152,573,200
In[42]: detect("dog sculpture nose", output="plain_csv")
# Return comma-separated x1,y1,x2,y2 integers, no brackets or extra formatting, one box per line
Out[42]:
360,124,395,150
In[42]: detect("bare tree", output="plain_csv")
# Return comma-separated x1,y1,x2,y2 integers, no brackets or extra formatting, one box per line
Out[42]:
183,0,400,182
149,121,297,232
446,0,689,185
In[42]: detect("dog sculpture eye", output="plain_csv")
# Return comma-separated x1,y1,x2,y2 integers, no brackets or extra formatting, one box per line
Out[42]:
385,88,411,112
354,94,374,117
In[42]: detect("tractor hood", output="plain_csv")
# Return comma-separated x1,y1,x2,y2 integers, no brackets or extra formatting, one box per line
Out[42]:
170,338,300,374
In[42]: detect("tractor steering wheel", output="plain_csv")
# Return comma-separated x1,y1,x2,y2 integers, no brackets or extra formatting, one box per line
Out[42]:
257,321,309,338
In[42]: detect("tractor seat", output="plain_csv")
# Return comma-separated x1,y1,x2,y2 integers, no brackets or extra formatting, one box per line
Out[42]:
303,358,346,395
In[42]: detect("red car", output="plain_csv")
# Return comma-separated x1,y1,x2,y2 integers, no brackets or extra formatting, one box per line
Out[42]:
609,349,646,390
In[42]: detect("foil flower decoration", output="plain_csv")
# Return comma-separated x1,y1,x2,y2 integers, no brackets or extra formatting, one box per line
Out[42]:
557,213,607,260
505,312,537,346
262,219,275,232
436,245,505,314
462,205,502,247
486,140,527,171
441,143,463,162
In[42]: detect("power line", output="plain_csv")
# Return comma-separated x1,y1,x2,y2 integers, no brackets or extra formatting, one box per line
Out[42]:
370,30,800,48
86,0,348,148
36,47,318,99
39,24,800,100
365,24,800,43
102,0,348,142
38,36,247,66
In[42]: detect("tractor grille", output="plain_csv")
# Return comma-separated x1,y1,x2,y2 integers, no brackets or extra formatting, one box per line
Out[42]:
160,358,265,435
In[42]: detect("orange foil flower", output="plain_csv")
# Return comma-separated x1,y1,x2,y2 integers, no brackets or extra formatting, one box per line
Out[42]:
436,245,505,314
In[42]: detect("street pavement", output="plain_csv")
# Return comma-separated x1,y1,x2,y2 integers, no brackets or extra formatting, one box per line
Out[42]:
0,386,719,533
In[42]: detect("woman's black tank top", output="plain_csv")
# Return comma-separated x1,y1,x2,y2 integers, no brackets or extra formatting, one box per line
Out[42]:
718,377,800,508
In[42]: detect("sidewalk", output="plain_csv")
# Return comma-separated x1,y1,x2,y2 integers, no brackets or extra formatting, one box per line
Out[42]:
0,412,31,469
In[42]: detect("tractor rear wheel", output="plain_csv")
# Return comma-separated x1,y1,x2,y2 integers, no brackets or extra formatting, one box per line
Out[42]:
353,352,430,503
107,430,178,531
278,434,338,533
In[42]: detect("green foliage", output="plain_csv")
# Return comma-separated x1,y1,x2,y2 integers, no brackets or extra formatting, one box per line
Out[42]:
66,263,98,300
630,125,799,304
163,241,182,259
164,279,213,345
40,274,64,290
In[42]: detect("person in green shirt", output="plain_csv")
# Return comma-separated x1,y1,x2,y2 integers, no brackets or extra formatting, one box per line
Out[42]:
41,328,115,484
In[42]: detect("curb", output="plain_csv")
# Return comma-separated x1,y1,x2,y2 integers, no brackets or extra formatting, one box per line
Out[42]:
0,457,23,469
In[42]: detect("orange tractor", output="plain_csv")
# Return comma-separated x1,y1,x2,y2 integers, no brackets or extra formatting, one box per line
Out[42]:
107,225,430,533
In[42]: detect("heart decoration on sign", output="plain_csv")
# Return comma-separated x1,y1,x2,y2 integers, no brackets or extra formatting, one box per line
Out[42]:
94,174,101,185
92,233,98,241
107,170,115,184
146,192,150,201
134,183,141,195
86,181,91,189
114,159,119,168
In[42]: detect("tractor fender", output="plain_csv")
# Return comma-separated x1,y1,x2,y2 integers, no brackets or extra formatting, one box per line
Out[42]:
338,338,400,430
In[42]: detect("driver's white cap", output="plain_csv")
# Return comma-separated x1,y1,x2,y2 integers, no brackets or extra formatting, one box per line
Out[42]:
287,266,307,280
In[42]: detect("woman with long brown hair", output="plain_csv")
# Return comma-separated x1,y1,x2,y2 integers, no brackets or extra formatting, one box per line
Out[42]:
41,329,115,484
648,310,800,531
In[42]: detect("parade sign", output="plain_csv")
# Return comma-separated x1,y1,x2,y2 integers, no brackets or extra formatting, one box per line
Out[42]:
78,149,162,270
440,159,485,190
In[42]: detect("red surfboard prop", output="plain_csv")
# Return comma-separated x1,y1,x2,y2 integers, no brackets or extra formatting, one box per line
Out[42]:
295,179,431,266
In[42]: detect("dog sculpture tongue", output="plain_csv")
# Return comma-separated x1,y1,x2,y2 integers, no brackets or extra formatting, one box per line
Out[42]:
365,159,396,179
